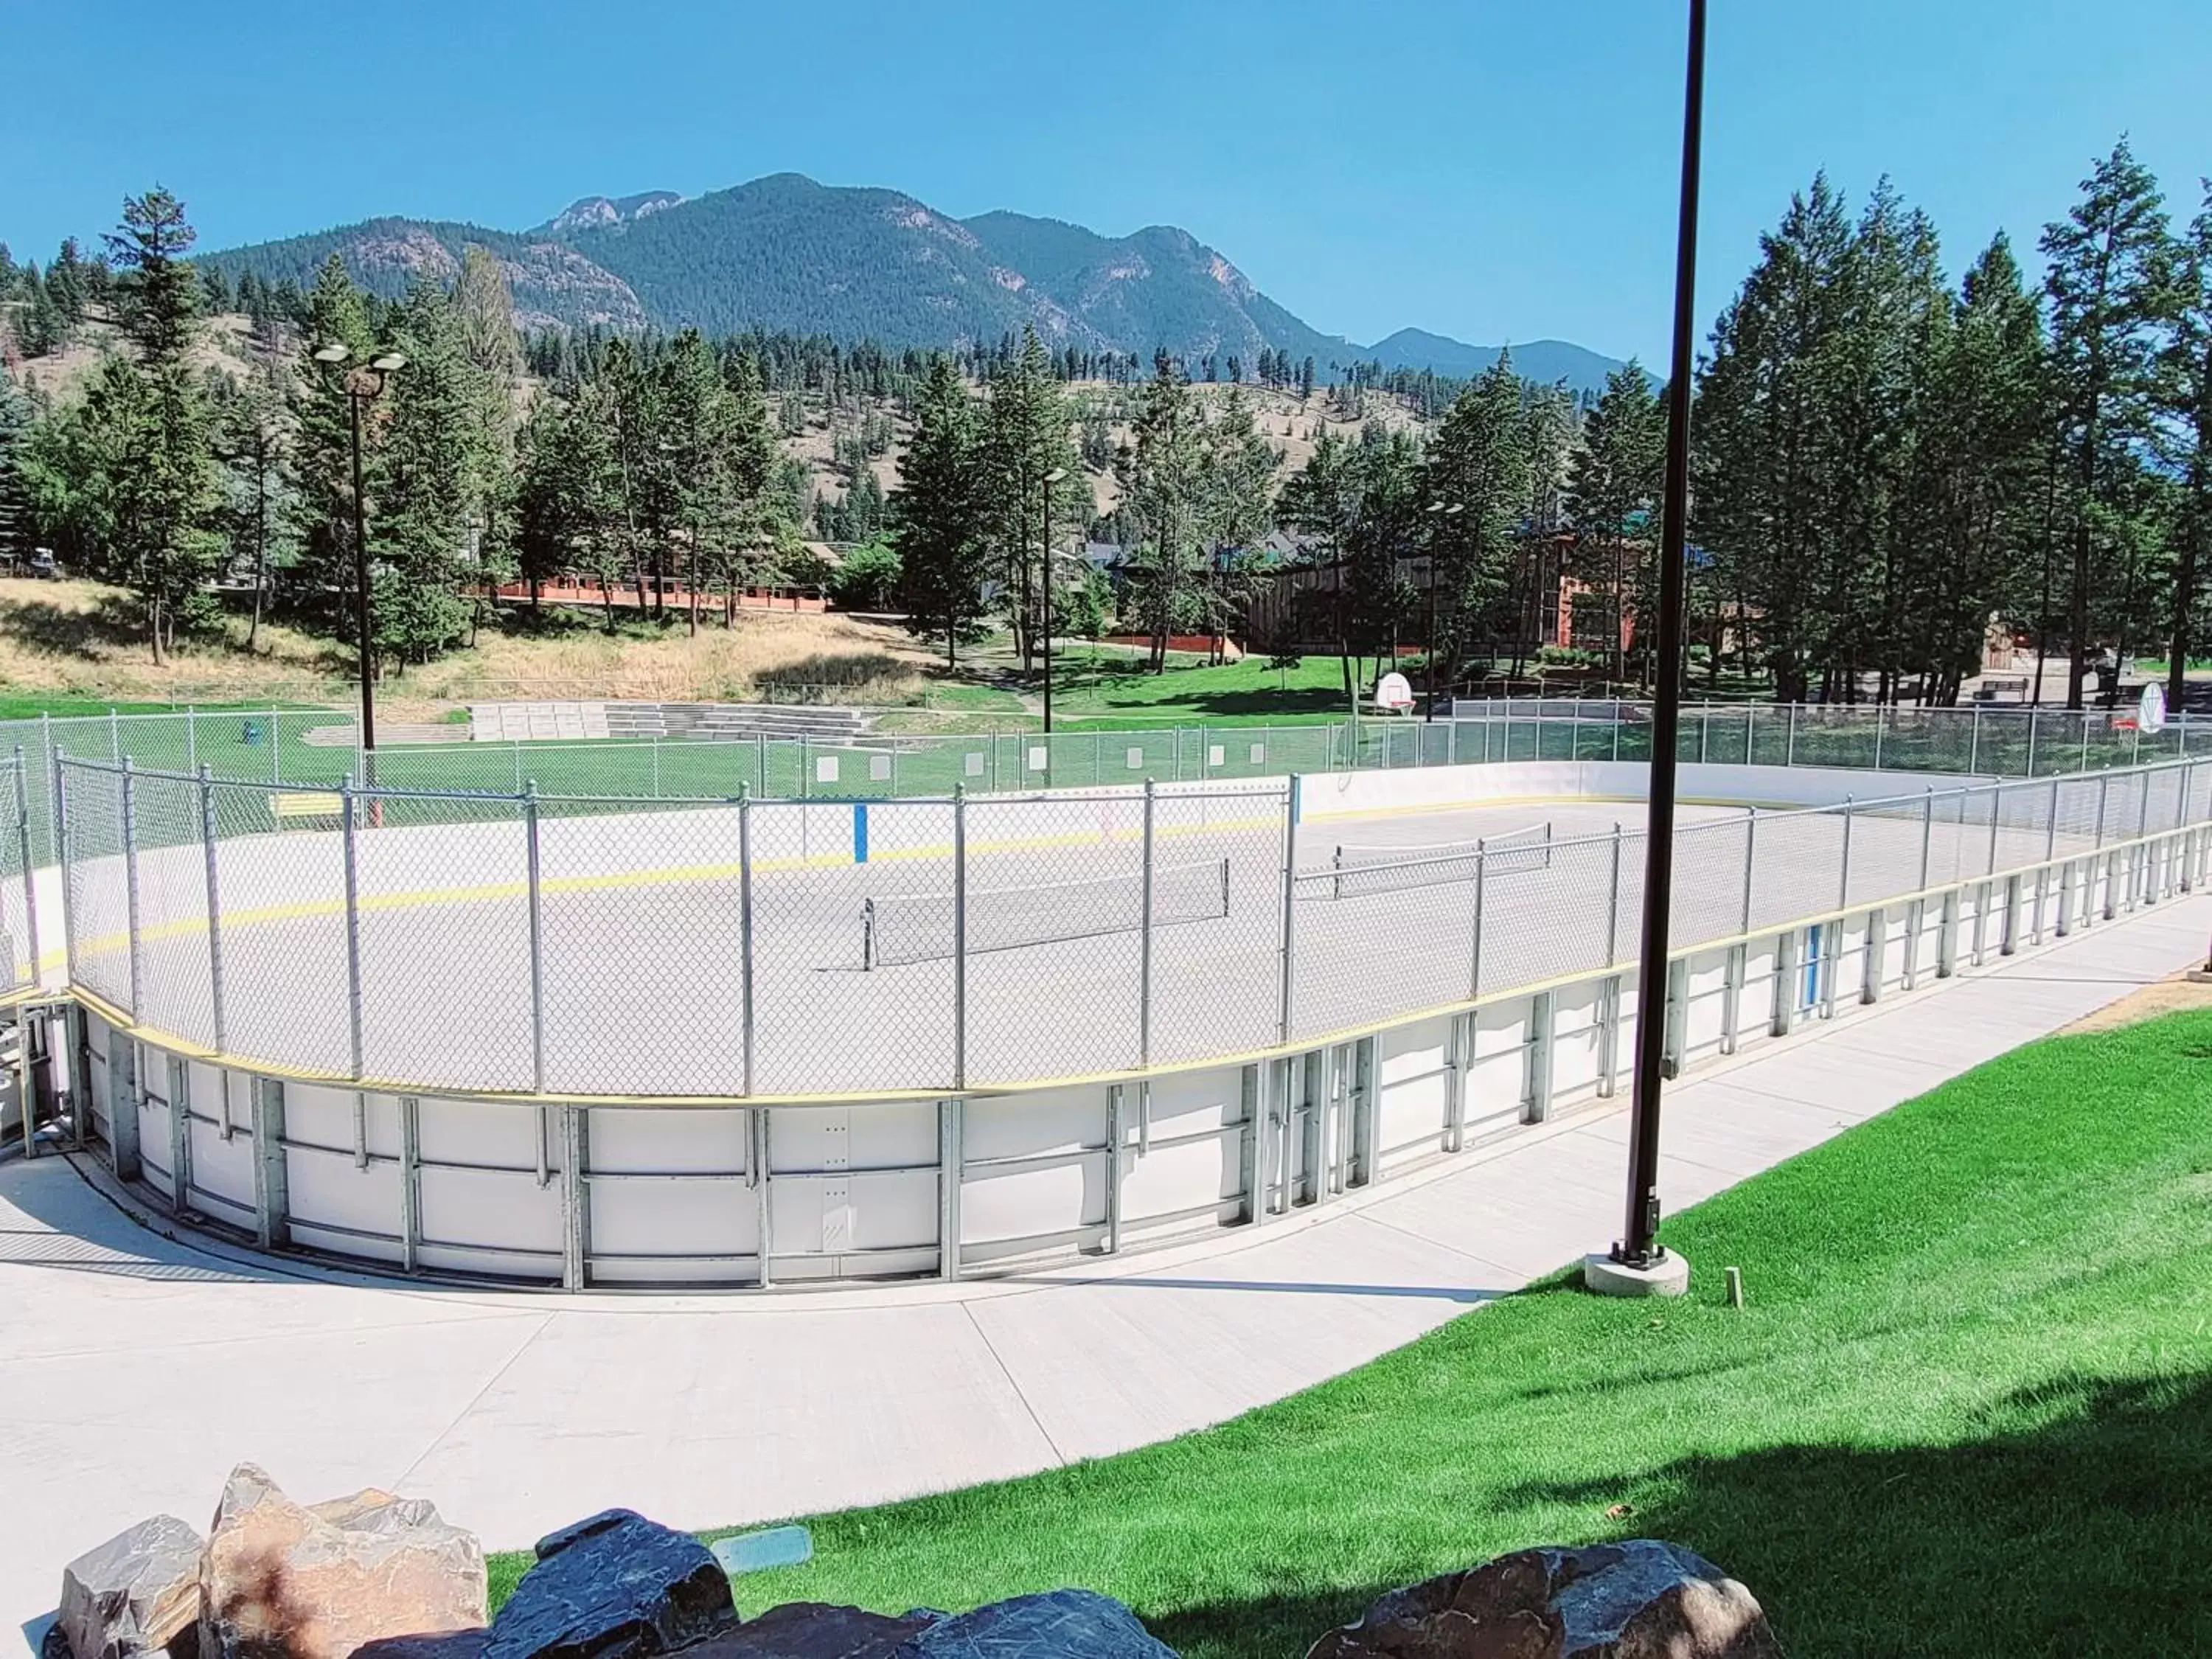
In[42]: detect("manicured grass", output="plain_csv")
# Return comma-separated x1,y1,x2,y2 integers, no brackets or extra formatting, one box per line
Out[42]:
487,1011,2212,1658
1048,653,1362,726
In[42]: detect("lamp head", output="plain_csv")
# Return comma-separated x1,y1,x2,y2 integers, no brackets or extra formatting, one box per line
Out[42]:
312,343,350,364
369,352,408,372
1043,466,1069,484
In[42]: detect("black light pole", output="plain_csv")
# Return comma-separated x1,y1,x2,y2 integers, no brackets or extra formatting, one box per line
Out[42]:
1425,501,1464,720
1609,0,1706,1278
1043,466,1067,734
312,342,406,774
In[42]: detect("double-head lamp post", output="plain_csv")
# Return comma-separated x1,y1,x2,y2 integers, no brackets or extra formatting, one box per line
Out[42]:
310,341,407,773
1425,501,1464,721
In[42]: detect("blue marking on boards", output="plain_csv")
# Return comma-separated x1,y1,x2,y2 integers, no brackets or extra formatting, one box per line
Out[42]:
854,801,869,863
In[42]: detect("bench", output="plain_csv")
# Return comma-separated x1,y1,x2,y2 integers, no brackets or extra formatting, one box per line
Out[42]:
270,791,345,825
1973,676,2029,703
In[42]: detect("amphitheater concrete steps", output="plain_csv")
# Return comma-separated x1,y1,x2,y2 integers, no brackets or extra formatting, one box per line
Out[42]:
470,700,874,745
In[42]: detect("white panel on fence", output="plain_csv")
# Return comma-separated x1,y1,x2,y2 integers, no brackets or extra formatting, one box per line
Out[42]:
1550,981,1606,1099
417,1098,538,1167
1208,745,1225,768
1683,953,1731,1058
960,1156,1102,1245
1127,748,1144,771
844,1102,939,1171
1250,743,1266,764
186,1064,255,1215
589,1175,757,1264
964,753,985,777
588,1106,748,1175
870,754,892,782
1119,1131,1238,1224
815,756,838,784
1374,1022,1452,1164
285,1147,406,1264
417,1164,563,1256
1027,746,1048,772
962,1085,1101,1166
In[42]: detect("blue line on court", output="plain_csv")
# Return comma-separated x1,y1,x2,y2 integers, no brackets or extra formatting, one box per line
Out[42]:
854,801,869,863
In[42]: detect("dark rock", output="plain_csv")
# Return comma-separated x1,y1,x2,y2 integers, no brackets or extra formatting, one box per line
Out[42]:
678,1605,939,1659
894,1591,1175,1659
198,1467,485,1659
485,1511,734,1659
59,1514,206,1659
1305,1541,1780,1659
350,1635,490,1659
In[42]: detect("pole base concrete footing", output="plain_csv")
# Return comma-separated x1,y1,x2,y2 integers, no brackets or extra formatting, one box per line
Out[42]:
1582,1250,1691,1298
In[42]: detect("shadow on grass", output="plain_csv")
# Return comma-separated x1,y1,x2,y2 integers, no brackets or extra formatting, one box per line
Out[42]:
0,594,153,660
1471,1370,2212,1659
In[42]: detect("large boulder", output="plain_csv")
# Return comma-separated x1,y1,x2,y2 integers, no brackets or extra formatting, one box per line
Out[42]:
197,1465,485,1659
483,1510,734,1659
59,1514,206,1659
676,1605,939,1659
1305,1542,1779,1659
894,1591,1175,1659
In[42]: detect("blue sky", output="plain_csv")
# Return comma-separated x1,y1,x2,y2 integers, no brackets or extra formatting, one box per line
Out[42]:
6,0,2209,363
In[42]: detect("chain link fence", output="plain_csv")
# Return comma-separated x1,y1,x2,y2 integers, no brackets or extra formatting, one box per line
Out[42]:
55,749,2211,1102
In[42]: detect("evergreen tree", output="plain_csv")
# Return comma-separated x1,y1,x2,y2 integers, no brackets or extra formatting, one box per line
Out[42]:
981,327,1081,671
1116,354,1209,670
289,254,378,632
1566,362,1664,681
893,355,992,663
2041,138,2173,706
2160,184,2212,705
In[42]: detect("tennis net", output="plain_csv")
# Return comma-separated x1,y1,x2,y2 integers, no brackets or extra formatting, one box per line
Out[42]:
1315,821,1554,900
863,855,1233,968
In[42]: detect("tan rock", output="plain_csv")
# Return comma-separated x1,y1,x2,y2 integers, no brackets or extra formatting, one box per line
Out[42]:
198,1465,485,1659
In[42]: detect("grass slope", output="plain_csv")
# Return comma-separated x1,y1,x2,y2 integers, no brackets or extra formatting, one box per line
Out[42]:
490,1011,2212,1658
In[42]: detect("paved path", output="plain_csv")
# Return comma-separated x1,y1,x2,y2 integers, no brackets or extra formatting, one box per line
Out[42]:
4,894,2208,1647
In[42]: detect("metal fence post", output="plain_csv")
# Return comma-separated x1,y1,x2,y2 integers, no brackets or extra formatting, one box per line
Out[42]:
1968,705,1980,773
737,785,756,1096
269,709,282,785
1837,796,1854,914
1276,777,1298,1045
1787,703,1798,766
1918,787,1935,891
1467,842,1488,999
1745,703,1757,765
108,708,120,762
52,746,74,987
13,748,38,992
198,765,225,1054
2026,709,2038,776
341,779,365,1081
120,758,145,1019
1139,779,1156,1067
952,782,968,1090
1607,824,1624,964
524,782,546,1093
1741,809,1758,933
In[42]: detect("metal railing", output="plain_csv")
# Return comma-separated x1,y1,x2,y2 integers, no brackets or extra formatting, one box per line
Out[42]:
51,749,2212,1104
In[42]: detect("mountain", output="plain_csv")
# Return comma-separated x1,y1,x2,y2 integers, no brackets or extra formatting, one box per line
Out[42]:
1361,328,1650,390
196,175,1632,392
537,190,686,237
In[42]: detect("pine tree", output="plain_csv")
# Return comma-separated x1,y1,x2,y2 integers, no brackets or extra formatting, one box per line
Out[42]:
289,254,377,632
95,188,225,659
2160,184,2212,705
2042,138,2173,706
1424,356,1529,684
1567,362,1664,681
981,327,1081,672
893,355,992,663
1117,354,1210,670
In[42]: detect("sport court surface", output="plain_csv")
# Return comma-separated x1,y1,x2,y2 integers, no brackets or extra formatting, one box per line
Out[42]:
86,793,1774,1099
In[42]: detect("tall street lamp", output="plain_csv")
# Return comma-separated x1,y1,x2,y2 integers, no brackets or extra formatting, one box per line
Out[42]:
1425,501,1464,721
1587,0,1705,1298
1043,466,1068,736
311,342,407,770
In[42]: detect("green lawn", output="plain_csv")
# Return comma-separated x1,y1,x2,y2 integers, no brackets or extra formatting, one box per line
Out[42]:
1048,652,1363,726
488,1009,2212,1658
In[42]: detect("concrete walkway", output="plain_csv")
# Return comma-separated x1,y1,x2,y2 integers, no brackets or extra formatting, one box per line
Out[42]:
5,895,2208,1647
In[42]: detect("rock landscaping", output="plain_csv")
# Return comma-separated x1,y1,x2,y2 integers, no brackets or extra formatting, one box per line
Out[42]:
49,1469,1775,1659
